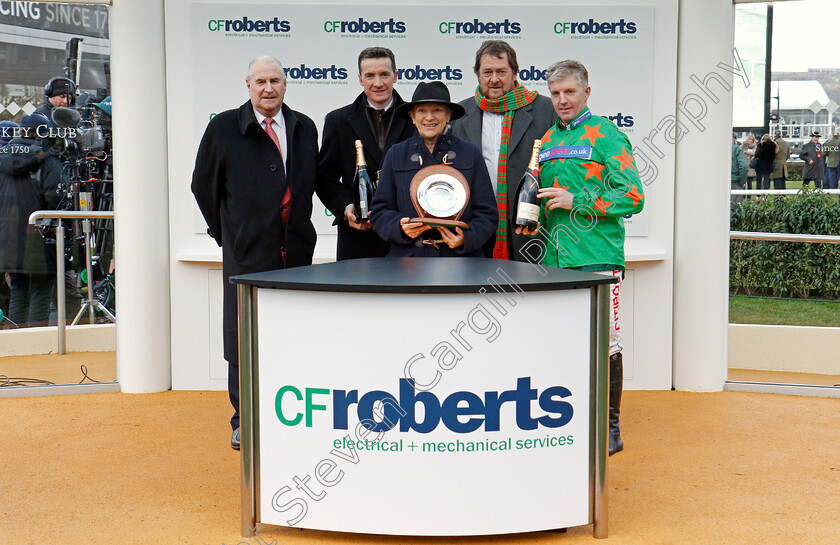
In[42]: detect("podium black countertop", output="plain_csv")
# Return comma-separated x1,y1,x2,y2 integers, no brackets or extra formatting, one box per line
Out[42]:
231,257,616,294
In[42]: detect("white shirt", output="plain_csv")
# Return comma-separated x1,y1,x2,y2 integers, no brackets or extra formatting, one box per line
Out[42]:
252,107,288,170
481,111,503,195
366,96,394,111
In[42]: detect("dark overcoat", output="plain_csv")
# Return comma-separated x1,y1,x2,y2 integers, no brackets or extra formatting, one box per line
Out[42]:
0,138,62,274
191,100,318,379
449,93,556,260
799,141,824,181
316,91,415,260
33,103,56,127
370,133,497,257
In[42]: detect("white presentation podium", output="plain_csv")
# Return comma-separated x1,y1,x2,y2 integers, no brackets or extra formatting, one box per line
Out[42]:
233,257,614,538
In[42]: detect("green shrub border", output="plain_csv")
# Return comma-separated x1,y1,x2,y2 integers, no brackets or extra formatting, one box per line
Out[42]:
730,189,840,299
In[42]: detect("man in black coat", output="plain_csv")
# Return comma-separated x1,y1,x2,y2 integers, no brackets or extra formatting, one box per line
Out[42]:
191,56,319,450
0,114,63,327
450,41,556,261
316,47,415,260
799,130,824,189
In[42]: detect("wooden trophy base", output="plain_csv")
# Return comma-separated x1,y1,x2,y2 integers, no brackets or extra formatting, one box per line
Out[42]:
410,217,469,230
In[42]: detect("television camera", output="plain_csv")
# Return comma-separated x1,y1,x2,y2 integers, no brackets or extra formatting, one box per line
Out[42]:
36,99,115,322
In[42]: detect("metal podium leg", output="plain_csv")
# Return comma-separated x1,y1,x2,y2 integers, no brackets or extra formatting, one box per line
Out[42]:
56,220,66,355
239,284,257,535
593,284,610,538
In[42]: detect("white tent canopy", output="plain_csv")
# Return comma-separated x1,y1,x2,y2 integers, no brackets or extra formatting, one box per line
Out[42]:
771,80,831,110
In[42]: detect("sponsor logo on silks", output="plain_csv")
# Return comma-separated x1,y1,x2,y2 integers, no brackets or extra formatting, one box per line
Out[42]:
285,64,348,80
396,65,462,81
274,377,573,433
553,18,637,35
569,109,592,129
207,17,291,33
540,145,593,163
324,18,406,34
439,18,521,35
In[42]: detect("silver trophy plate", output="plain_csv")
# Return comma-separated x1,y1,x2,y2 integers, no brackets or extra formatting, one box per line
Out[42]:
416,173,467,218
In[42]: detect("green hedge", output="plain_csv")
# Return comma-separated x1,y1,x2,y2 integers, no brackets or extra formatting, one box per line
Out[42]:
730,189,840,298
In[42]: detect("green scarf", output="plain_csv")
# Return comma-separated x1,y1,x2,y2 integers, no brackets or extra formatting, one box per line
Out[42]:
475,82,539,259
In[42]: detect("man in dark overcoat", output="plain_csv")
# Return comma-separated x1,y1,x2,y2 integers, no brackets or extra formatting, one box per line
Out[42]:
450,40,556,261
191,55,319,449
316,47,415,260
799,130,824,189
0,114,63,327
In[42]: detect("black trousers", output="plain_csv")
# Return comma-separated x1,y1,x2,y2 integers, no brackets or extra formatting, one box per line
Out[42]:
223,278,240,431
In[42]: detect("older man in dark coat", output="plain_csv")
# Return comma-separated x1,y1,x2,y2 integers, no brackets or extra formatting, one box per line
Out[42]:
450,40,556,261
316,47,415,260
799,131,824,189
191,55,319,450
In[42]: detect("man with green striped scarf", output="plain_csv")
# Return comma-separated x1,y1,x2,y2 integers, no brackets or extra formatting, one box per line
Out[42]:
451,40,556,260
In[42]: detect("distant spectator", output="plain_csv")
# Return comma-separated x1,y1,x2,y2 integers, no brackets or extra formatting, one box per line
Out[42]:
799,130,824,189
731,134,747,203
0,120,18,146
823,129,840,190
755,134,777,190
741,133,756,190
0,114,63,327
771,130,791,190
34,76,75,127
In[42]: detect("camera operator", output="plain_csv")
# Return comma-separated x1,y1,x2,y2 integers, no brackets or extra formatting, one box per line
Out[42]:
35,76,76,127
35,91,115,323
0,114,63,327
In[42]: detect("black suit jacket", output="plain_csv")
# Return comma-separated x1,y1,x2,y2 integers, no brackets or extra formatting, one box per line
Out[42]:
316,91,415,260
191,100,319,362
450,94,556,260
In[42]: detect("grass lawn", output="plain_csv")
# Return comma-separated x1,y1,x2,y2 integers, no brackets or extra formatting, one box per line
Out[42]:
729,295,840,327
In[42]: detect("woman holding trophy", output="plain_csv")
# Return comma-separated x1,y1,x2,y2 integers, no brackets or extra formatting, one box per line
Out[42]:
370,81,497,257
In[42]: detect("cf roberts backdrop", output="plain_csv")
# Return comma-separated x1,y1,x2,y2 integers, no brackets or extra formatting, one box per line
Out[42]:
190,4,656,245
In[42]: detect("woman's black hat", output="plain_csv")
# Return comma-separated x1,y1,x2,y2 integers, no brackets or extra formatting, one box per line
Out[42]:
397,81,465,120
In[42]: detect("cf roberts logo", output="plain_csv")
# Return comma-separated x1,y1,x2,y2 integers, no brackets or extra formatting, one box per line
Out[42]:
396,65,462,81
285,64,348,81
274,377,574,434
324,17,406,34
554,18,637,35
518,66,547,82
439,18,521,35
608,112,635,128
208,16,291,33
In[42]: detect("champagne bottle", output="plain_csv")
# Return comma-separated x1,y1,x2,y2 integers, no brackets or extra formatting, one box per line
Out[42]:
352,140,373,221
515,139,543,229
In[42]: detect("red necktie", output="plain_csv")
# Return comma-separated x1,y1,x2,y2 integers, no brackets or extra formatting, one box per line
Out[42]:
264,117,291,226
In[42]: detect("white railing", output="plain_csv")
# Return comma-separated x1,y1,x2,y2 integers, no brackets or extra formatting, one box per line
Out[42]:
27,210,115,355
